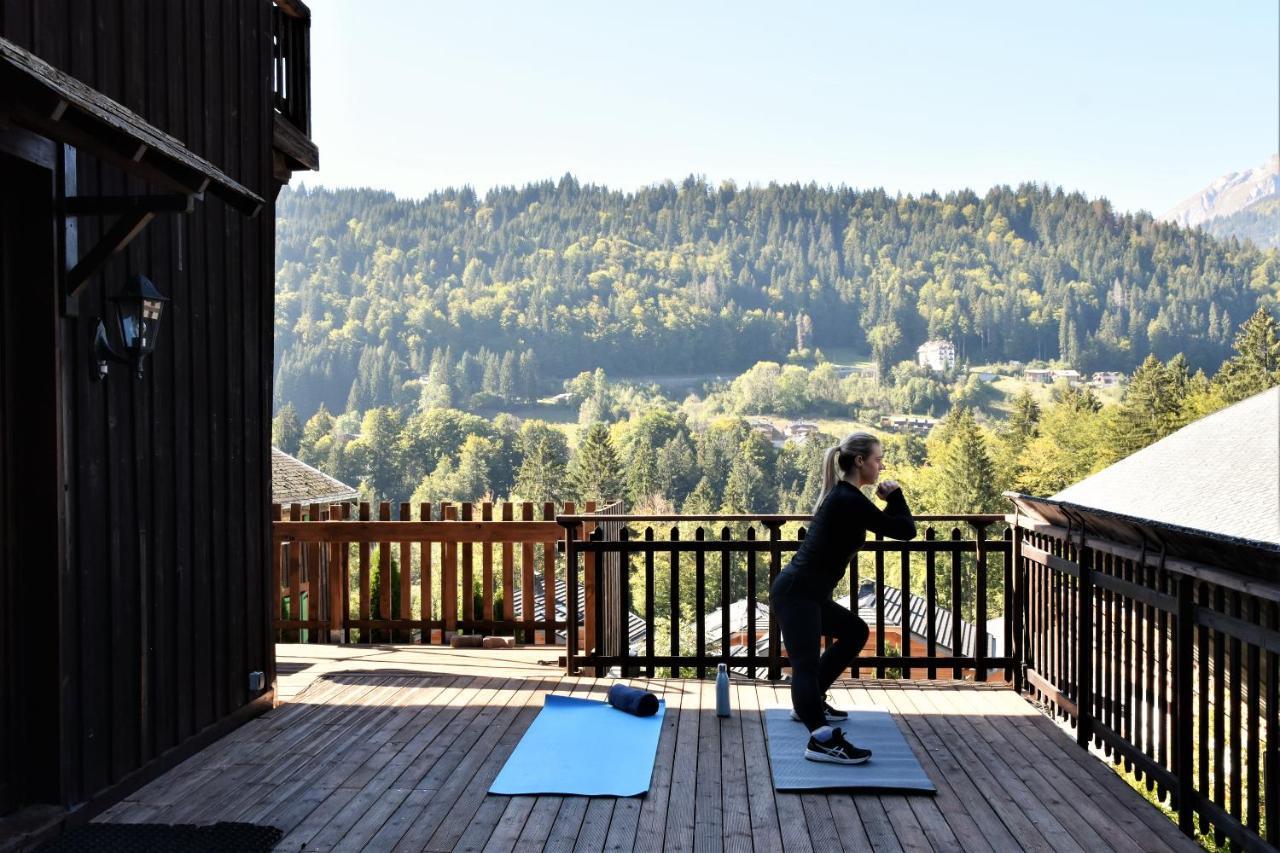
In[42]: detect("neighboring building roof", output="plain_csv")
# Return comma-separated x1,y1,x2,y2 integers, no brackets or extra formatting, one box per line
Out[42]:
271,447,360,505
705,579,992,664
1052,387,1280,547
512,576,647,648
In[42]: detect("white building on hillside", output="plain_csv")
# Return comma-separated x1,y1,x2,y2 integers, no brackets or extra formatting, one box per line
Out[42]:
916,340,956,372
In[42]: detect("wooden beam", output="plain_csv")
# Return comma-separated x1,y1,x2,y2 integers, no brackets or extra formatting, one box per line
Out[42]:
64,194,195,215
0,123,55,168
272,519,563,545
272,112,318,172
65,210,155,298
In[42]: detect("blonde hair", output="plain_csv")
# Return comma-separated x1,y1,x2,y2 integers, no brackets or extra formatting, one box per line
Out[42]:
813,432,880,513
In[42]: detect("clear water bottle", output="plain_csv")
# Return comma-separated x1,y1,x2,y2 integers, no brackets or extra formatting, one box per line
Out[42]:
716,663,731,717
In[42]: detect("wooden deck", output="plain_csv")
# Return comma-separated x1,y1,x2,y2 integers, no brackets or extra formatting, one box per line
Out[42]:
96,645,1203,852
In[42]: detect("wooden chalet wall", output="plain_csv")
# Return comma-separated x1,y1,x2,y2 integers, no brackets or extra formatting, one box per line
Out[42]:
0,0,278,810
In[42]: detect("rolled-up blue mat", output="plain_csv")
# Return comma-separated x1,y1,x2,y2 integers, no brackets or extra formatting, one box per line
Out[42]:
607,683,659,717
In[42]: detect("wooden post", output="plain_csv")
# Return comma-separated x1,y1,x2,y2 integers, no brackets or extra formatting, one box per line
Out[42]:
542,502,556,645
399,502,412,643
341,502,352,643
766,522,782,682
501,503,514,625
975,522,988,682
461,502,474,625
564,517,580,674
520,502,535,643
1012,520,1025,693
271,504,282,642
288,504,302,643
481,501,494,623
358,502,371,638
379,501,392,642
582,501,594,654
1175,572,1195,833
419,502,432,643
925,527,937,680
326,505,344,644
442,503,456,634
1076,536,1093,749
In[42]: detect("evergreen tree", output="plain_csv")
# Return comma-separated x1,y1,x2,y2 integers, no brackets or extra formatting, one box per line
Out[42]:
513,422,568,501
272,403,303,455
917,408,1001,513
682,476,718,514
566,423,625,504
1109,354,1187,459
1215,307,1280,403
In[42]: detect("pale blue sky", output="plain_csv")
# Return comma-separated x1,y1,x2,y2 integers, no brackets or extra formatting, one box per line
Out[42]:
305,1,1278,216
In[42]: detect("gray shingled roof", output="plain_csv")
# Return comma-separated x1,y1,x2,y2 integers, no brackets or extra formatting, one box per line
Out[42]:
1053,387,1280,546
271,447,360,506
705,579,992,671
511,576,648,648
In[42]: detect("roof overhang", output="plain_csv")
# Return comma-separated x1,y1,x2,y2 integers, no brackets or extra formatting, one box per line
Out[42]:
0,36,263,216
1006,491,1280,579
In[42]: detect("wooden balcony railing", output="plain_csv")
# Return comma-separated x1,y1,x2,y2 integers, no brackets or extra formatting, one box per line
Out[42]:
557,513,1014,681
1012,512,1280,851
272,500,613,644
271,0,311,136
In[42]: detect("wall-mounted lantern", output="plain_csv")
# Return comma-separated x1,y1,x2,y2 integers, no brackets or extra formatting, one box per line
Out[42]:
93,274,169,381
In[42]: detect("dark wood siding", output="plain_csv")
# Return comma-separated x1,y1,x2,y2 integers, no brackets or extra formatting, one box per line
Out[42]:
0,152,62,814
0,0,278,809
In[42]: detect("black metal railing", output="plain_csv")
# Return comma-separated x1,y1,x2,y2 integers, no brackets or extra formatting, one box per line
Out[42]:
558,513,1014,681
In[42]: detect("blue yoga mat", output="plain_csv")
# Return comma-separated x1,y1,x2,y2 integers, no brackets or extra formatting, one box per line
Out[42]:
765,706,936,793
489,693,666,796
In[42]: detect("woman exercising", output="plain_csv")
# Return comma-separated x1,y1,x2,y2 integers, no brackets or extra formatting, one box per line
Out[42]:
769,431,916,764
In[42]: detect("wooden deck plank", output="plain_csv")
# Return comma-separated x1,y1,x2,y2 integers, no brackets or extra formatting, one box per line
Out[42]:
734,679,787,853
923,685,1108,852
663,679,701,852
870,683,1004,853
881,683,1049,852
694,679,725,851
86,648,1203,853
717,679,753,853
633,677,687,852
755,681,816,853
1001,693,1199,852
270,675,498,850
424,677,559,851
381,675,536,852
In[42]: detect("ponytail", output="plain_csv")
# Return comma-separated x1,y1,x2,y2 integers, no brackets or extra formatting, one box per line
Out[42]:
813,445,842,514
811,431,881,514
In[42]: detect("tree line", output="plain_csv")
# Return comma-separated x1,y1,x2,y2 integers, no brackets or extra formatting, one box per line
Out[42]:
274,178,1279,420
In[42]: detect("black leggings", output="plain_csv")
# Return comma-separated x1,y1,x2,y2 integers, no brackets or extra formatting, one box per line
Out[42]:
769,571,870,731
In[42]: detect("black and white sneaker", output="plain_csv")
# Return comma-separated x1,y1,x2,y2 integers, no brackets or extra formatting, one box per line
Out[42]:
804,728,871,765
790,698,849,723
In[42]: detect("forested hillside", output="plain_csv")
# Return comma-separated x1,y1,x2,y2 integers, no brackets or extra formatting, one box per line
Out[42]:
1206,198,1280,250
274,178,1278,419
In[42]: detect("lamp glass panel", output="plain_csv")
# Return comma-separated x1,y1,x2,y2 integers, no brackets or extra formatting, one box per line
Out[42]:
119,311,140,349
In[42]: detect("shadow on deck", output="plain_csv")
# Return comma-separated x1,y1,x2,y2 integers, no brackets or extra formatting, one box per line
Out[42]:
96,645,1201,853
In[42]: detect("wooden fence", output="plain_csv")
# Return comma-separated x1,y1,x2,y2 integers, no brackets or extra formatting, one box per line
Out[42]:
1014,513,1280,850
272,500,612,644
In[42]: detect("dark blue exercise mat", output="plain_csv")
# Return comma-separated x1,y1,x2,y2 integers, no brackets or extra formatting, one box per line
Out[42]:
764,706,936,793
489,693,666,796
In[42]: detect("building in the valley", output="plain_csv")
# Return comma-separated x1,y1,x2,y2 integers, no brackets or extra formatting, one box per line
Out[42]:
916,340,957,372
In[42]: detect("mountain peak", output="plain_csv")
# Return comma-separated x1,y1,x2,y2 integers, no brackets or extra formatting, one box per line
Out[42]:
1161,154,1280,228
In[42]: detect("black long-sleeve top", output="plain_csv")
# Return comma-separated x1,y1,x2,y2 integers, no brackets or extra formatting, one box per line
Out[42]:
785,481,917,598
